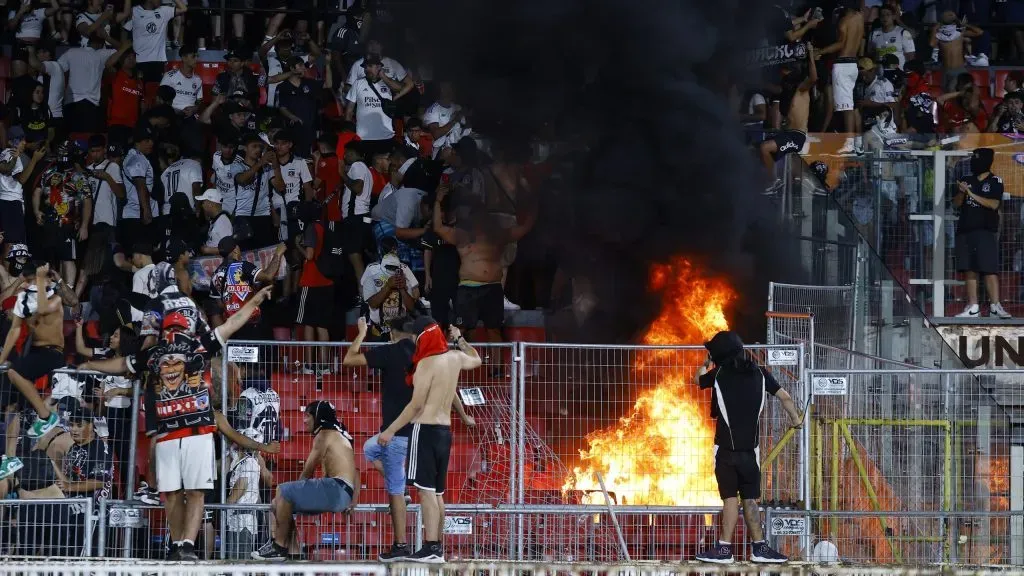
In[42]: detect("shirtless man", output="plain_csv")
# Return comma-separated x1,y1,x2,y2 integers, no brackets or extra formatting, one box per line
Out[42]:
819,1,864,153
432,183,534,343
378,320,481,563
761,43,816,193
932,11,983,92
0,263,79,449
252,400,360,561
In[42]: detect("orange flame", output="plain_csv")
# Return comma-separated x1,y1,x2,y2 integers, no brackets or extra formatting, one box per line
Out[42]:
563,258,736,506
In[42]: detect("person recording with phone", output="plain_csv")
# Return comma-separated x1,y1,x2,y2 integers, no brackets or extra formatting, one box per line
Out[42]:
360,236,420,342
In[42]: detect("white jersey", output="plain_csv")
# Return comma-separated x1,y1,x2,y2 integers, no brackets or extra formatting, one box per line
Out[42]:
237,387,281,443
342,161,372,217
0,149,25,203
13,284,56,319
277,156,312,205
423,102,470,157
212,151,238,215
122,148,157,219
160,158,203,213
75,11,113,47
346,56,407,87
42,60,64,118
87,159,122,226
344,77,395,141
130,5,173,63
160,68,203,111
869,26,915,69
10,8,46,40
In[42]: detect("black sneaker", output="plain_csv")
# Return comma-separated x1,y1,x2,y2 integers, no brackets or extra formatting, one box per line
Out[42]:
166,543,181,561
407,543,445,564
379,543,412,563
252,540,288,561
178,542,199,562
751,541,788,563
695,542,734,564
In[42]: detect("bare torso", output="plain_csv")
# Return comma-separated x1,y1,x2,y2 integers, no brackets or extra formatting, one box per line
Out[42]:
455,237,504,284
939,31,965,69
313,429,357,487
412,352,464,426
838,13,864,58
787,91,810,132
30,294,65,349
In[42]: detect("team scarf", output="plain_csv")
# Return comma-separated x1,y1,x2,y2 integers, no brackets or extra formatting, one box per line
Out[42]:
406,322,449,386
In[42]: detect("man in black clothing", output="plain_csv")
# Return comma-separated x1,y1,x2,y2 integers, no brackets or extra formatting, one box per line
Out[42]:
953,148,1010,319
694,331,802,565
341,315,415,562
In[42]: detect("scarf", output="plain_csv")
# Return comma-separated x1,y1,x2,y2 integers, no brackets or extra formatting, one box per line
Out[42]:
406,322,449,385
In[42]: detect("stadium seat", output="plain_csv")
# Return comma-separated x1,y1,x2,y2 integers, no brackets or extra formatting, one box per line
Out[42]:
996,69,1012,97
969,69,991,95
272,372,319,397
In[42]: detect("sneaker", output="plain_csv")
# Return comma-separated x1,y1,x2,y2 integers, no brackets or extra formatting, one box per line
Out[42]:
991,302,1012,319
252,541,288,561
503,296,521,311
957,304,980,318
27,412,59,439
134,482,160,505
407,543,445,564
178,542,199,562
0,456,23,480
837,138,856,154
316,366,333,377
751,541,788,564
695,542,734,564
166,543,181,561
379,543,412,563
763,179,784,195
300,364,316,375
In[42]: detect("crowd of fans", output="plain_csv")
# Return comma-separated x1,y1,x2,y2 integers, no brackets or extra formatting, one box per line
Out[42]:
0,0,543,559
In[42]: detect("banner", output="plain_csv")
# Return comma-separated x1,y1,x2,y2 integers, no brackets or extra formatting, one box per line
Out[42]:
188,244,287,291
747,42,807,69
936,324,1024,369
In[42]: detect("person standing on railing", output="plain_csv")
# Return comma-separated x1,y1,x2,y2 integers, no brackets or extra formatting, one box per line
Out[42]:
761,42,814,194
693,330,803,565
953,147,1011,319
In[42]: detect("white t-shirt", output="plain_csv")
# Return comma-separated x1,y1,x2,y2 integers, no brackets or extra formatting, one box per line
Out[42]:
160,68,203,111
423,102,470,157
870,26,915,69
227,454,261,533
227,159,273,217
58,46,117,105
75,11,113,47
212,151,238,215
264,50,312,109
342,161,372,217
10,8,46,40
0,149,25,203
206,212,233,249
345,56,407,87
132,263,156,298
277,156,312,205
344,78,395,141
866,76,898,104
131,5,174,63
87,159,123,226
160,158,203,213
122,148,157,219
360,261,419,326
42,60,64,118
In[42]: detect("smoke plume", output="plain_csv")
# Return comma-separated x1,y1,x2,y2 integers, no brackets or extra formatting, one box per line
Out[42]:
396,0,804,342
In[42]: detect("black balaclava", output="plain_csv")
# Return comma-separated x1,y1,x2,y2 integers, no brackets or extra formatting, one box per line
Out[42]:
305,400,351,439
704,330,745,364
971,148,995,176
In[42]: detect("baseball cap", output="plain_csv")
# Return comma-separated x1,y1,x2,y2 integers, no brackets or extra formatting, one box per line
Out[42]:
381,253,402,270
165,236,191,263
67,403,94,423
195,189,223,204
162,311,192,332
132,243,153,257
240,132,263,146
134,125,156,143
218,237,239,257
362,55,383,68
273,129,294,143
224,49,245,61
223,101,249,116
107,141,126,157
857,57,876,71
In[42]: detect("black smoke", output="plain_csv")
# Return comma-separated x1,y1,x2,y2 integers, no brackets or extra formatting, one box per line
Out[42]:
392,0,805,343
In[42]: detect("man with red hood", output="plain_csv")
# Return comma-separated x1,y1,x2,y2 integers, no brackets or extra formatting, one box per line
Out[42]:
377,315,479,564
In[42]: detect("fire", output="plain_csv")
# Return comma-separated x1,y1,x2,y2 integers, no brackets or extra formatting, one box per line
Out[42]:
563,258,736,506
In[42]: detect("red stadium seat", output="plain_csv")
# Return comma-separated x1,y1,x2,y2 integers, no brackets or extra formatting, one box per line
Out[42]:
969,69,991,95
996,69,1012,97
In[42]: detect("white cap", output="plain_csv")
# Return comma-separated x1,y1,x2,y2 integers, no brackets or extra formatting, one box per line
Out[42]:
195,189,222,204
381,253,402,270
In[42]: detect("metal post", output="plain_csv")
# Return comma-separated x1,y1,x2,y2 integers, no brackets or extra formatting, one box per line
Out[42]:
799,342,811,559
517,342,527,562
220,343,231,560
595,472,630,562
83,499,94,557
509,342,519,561
98,499,107,557
933,151,949,318
123,380,141,558
1012,444,1024,565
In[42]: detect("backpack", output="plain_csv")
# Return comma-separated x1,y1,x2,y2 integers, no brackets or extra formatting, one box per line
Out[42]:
315,221,345,280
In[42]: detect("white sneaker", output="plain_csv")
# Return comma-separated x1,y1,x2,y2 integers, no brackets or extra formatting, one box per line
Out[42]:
991,302,1012,319
837,138,856,154
503,296,521,311
957,304,980,318
764,178,784,195
316,366,333,377
419,297,431,309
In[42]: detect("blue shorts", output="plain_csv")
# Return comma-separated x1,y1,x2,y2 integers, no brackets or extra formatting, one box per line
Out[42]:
364,433,409,496
279,477,354,514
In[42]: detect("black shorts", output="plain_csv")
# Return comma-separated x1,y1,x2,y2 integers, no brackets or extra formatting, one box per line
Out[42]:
406,423,452,494
137,61,166,84
40,223,78,263
295,285,335,328
455,283,504,330
0,200,26,244
714,446,761,500
956,230,999,275
342,215,373,258
5,346,65,408
770,129,807,159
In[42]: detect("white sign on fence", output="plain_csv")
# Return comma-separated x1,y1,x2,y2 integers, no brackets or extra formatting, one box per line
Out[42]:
812,376,848,395
459,388,486,406
770,516,808,536
444,516,473,535
767,349,800,366
228,346,260,363
109,507,145,529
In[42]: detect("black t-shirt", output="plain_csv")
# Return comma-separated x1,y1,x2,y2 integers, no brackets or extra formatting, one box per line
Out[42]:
957,173,1003,234
698,363,781,451
63,437,114,506
276,79,319,131
14,104,50,142
363,339,415,437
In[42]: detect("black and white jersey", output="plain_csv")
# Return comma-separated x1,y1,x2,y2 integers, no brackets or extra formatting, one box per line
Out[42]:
236,386,281,443
140,286,210,338
698,363,781,451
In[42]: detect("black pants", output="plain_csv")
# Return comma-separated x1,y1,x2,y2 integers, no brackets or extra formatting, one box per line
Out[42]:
428,248,460,330
64,100,105,133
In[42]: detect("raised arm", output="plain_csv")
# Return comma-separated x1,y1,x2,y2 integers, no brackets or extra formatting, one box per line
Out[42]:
79,355,130,375
74,320,94,359
214,286,273,341
342,317,369,366
449,325,481,370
